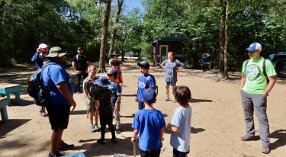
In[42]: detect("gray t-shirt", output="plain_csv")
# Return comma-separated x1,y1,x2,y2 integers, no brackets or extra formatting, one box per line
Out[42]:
170,106,192,152
160,59,183,82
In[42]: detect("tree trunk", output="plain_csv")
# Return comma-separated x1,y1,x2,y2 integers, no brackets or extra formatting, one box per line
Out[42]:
98,0,111,73
108,0,124,57
218,0,229,80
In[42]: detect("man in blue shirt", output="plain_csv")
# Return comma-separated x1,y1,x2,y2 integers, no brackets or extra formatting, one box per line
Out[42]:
42,46,77,157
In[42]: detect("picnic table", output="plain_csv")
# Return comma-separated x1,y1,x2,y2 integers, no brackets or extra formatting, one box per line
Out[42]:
0,83,21,105
0,96,9,121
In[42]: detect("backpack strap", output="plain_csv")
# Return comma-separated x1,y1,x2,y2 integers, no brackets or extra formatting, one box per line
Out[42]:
263,59,269,83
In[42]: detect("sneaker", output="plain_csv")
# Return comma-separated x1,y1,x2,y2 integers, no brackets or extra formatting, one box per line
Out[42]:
94,124,99,131
90,125,96,133
111,138,118,144
48,151,63,157
261,143,270,154
240,135,255,141
97,139,106,145
116,128,121,134
58,141,74,151
165,98,171,101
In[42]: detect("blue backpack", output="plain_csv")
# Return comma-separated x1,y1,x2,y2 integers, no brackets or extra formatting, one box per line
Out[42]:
28,62,56,106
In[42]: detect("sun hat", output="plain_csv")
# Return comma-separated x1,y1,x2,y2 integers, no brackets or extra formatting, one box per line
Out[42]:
137,61,150,69
107,69,118,76
46,46,68,58
94,76,111,87
143,89,157,103
38,43,48,49
246,42,262,52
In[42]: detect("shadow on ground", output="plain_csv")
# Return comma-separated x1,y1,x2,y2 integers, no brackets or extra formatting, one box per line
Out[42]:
190,98,213,103
270,129,286,150
0,119,31,138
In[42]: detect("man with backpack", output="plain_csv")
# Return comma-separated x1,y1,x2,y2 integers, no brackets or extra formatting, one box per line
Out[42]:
136,61,157,110
240,42,277,154
41,46,77,157
72,47,89,93
31,43,49,117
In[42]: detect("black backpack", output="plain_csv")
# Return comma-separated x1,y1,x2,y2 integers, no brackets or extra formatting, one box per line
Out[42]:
28,62,56,106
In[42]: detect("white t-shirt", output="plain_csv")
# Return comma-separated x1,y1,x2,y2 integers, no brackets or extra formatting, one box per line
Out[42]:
170,105,192,152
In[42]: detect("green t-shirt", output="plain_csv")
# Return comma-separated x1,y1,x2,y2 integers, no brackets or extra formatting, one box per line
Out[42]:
242,57,276,94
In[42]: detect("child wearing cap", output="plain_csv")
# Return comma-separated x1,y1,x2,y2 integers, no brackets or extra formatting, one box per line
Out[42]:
136,61,157,110
131,89,166,157
83,64,100,133
167,85,192,157
107,69,122,134
94,76,117,144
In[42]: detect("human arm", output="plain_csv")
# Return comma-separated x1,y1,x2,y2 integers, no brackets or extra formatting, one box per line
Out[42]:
240,74,246,89
131,130,139,143
56,81,76,110
160,60,166,68
263,76,277,97
167,123,180,133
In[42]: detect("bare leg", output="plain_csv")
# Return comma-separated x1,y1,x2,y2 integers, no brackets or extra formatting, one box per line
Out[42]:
50,129,63,154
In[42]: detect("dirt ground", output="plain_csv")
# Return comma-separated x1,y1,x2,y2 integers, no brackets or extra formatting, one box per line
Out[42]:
0,61,285,157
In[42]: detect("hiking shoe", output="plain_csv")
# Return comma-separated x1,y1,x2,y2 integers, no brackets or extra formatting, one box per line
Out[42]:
58,141,74,151
48,151,64,157
261,143,270,154
111,138,118,144
240,135,255,141
97,139,106,145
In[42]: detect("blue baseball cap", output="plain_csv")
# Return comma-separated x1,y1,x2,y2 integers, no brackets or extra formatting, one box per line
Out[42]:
107,69,118,76
143,89,156,103
246,42,262,52
94,76,111,87
137,61,150,69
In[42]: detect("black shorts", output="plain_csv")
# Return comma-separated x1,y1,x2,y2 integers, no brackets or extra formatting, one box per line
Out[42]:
46,104,70,131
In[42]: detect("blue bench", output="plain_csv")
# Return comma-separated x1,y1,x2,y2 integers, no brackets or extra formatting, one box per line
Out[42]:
0,97,9,121
0,83,21,105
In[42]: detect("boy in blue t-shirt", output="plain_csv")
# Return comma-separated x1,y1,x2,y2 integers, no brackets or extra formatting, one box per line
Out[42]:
167,86,192,157
136,61,156,110
132,89,165,157
107,69,122,134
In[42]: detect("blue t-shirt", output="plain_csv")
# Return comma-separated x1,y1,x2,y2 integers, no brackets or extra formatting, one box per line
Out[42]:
31,51,46,70
160,59,183,82
42,62,73,105
132,109,166,151
108,82,122,106
137,74,156,102
170,106,192,152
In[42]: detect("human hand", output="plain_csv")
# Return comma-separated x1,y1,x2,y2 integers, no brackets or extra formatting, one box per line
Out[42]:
76,70,81,74
131,136,137,143
167,123,172,130
70,101,77,111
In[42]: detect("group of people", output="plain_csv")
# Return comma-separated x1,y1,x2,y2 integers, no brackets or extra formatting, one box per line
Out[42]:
30,41,277,157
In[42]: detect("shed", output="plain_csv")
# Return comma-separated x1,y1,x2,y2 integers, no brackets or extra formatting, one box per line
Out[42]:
152,36,187,66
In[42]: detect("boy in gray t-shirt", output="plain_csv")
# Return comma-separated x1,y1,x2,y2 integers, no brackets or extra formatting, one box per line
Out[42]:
160,52,183,101
167,85,192,157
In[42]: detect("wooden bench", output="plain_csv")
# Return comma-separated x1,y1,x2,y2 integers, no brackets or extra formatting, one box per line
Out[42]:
0,96,9,121
0,83,21,105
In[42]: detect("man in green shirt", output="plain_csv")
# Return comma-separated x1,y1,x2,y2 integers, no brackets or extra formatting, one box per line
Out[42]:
240,42,277,154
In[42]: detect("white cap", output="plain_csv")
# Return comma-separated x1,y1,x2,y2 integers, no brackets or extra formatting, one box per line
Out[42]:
38,43,48,49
